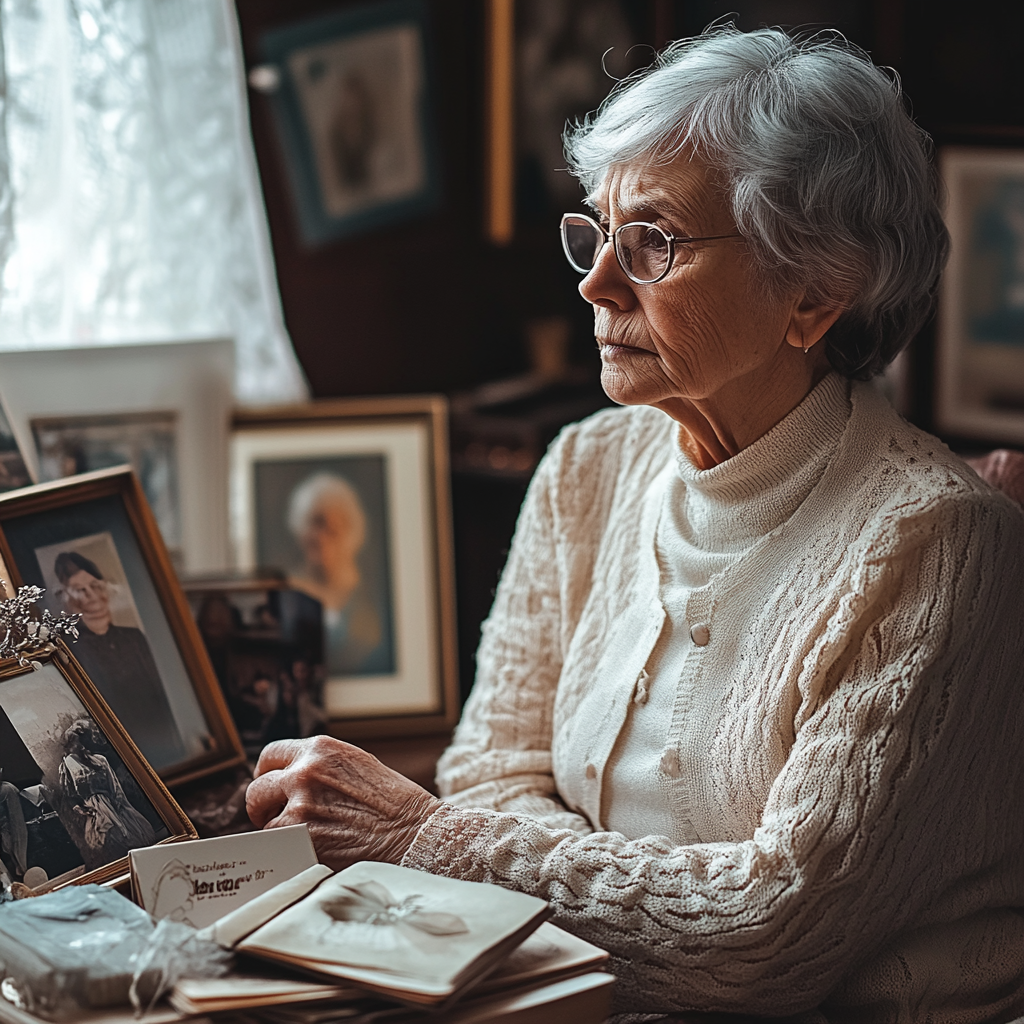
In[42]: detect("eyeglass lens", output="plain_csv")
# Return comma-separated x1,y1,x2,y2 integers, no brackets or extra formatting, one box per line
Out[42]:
561,216,672,283
562,217,604,273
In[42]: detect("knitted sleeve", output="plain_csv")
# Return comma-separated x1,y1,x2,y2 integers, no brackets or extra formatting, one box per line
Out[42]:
407,491,1024,1016
435,431,593,834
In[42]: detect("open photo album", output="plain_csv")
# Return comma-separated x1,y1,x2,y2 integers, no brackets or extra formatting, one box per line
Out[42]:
213,861,555,1006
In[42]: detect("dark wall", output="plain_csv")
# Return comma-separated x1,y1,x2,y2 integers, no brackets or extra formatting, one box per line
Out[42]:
237,1,485,397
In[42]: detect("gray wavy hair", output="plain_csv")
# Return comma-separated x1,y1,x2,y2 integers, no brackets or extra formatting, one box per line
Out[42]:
287,472,366,547
564,25,950,379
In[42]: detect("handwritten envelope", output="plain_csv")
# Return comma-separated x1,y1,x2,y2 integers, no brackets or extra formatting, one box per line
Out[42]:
129,824,318,929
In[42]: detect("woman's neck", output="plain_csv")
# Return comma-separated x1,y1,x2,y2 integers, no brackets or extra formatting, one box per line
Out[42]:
656,348,831,470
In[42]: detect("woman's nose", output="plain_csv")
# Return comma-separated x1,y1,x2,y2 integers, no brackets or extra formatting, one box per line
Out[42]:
578,240,637,311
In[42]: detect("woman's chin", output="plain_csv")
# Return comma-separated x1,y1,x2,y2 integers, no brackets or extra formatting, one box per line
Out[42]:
599,364,667,407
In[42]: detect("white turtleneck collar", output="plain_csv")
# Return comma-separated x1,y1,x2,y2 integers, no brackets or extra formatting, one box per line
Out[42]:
659,372,852,588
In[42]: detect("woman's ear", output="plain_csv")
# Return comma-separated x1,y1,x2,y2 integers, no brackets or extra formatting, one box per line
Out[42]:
785,294,844,353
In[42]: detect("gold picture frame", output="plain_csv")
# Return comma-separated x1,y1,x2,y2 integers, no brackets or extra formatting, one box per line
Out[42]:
937,145,1024,443
0,466,245,788
0,642,196,894
229,395,458,739
485,0,515,245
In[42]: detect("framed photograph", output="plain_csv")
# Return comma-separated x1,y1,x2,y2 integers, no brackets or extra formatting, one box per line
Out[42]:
0,467,245,787
0,394,32,494
256,0,440,246
0,338,234,572
230,396,458,737
0,644,195,894
186,575,327,758
937,146,1024,442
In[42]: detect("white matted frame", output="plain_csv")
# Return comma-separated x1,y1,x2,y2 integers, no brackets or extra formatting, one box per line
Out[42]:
230,396,458,737
937,147,1024,442
0,339,234,572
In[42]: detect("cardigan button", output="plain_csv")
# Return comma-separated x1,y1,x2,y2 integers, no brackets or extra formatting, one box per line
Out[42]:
660,749,681,777
585,763,597,780
690,622,710,646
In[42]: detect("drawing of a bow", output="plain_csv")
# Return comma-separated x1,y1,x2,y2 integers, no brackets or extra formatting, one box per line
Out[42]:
321,881,469,936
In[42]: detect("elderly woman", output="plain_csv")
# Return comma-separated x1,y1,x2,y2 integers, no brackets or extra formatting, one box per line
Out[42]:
246,27,1024,1022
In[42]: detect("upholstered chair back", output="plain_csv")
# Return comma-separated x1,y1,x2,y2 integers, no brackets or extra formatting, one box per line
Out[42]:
965,449,1024,508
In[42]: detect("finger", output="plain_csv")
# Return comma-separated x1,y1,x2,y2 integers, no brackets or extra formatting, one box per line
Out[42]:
253,738,307,778
245,770,288,829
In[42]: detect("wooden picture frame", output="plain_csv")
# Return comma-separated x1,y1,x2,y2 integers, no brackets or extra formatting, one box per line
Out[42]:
937,146,1024,443
0,467,245,788
0,642,195,894
255,0,441,247
230,396,458,738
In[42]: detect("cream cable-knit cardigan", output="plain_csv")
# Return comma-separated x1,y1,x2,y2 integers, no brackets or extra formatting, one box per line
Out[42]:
603,374,851,845
402,377,1024,1023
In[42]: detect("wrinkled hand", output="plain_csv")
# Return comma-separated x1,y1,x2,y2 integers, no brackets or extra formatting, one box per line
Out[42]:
245,736,441,870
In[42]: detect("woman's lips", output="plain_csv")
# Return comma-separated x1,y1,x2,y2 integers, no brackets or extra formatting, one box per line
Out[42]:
598,339,657,359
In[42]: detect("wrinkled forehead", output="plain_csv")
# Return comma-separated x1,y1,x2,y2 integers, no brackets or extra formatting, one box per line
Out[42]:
585,152,716,221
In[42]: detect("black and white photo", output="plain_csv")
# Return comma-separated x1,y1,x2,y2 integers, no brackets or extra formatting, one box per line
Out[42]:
36,531,191,771
0,655,188,891
32,412,182,563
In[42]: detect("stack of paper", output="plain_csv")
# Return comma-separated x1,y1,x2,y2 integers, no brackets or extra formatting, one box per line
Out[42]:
176,859,613,1022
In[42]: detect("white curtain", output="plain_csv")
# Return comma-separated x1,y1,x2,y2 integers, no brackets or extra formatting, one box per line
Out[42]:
0,0,308,404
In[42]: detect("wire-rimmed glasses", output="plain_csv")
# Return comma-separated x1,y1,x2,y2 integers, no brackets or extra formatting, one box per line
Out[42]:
560,212,742,285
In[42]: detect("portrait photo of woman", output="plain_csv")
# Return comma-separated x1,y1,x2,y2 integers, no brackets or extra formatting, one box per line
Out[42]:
287,472,387,676
252,454,396,681
52,548,185,767
57,719,157,869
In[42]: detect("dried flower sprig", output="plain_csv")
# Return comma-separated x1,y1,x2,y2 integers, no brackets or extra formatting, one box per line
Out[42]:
0,581,80,668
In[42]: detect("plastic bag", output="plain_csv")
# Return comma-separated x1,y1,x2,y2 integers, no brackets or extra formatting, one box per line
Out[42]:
129,917,233,1016
0,884,233,1020
0,884,156,1020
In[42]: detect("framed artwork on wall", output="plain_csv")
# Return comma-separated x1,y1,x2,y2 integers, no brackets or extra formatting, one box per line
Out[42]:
0,338,234,573
484,0,636,244
230,396,458,738
254,0,440,247
0,467,245,788
0,644,196,894
937,146,1024,443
